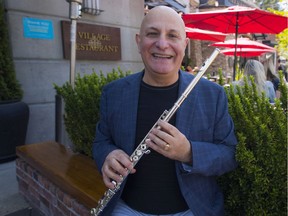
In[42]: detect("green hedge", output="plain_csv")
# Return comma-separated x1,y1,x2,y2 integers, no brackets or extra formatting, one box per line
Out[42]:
55,68,287,215
54,67,131,157
0,1,23,101
219,73,287,215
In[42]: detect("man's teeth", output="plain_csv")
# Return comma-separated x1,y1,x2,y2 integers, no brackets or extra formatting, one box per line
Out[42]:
153,54,172,58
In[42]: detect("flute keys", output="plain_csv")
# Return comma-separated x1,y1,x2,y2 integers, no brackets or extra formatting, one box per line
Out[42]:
132,155,139,161
111,180,117,187
98,199,104,205
144,150,151,154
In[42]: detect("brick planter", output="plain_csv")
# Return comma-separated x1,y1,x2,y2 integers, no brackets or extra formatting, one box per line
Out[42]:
17,158,90,216
16,142,106,216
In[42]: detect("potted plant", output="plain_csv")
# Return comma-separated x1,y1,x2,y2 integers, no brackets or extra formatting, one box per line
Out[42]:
0,0,29,163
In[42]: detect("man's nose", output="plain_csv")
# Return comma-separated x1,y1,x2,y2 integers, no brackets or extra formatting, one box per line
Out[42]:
155,36,169,49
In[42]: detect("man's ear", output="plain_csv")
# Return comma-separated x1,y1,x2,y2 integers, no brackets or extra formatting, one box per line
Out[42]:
135,33,141,53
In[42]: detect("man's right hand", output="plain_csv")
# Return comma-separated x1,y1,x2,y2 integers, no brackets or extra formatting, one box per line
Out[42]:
101,149,136,189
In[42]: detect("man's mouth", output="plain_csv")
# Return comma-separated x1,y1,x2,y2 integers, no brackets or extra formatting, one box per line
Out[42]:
152,53,173,59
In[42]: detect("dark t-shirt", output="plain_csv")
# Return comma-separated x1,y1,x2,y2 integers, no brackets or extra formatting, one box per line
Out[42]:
121,80,189,214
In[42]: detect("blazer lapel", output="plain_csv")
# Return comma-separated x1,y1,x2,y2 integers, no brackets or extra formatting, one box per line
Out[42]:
176,72,199,136
119,72,143,154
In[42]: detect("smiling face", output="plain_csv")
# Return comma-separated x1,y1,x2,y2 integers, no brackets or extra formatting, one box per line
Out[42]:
136,6,188,86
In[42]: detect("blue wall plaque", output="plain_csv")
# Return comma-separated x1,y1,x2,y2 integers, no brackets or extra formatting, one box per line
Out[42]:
23,17,54,39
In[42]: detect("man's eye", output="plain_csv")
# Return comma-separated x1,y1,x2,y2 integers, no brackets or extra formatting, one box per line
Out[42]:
147,32,158,36
168,34,178,38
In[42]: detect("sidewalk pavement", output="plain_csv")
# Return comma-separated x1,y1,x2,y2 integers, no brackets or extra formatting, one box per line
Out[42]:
0,160,42,216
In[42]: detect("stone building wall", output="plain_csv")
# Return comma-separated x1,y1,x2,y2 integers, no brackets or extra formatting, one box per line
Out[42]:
3,0,144,146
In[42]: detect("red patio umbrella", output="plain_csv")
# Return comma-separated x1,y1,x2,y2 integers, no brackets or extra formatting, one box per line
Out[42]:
221,48,274,57
182,6,288,79
211,38,275,51
185,27,227,42
182,6,287,35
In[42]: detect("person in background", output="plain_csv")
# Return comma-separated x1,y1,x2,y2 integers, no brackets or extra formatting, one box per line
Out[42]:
263,56,280,98
233,59,276,103
192,66,200,75
185,65,194,74
277,57,287,82
186,66,199,76
93,6,238,216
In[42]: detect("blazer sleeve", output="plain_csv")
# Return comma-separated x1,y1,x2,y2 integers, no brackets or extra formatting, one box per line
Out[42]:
92,86,118,173
181,85,238,177
92,73,141,173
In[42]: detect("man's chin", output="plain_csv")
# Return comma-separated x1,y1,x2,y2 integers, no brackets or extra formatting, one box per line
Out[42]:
151,64,175,73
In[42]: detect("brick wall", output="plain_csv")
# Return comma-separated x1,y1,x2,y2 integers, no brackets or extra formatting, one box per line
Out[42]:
16,158,91,216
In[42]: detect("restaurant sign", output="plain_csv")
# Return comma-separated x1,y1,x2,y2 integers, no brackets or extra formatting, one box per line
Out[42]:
61,21,121,60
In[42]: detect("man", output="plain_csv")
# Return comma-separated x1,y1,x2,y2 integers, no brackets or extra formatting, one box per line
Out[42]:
93,6,237,216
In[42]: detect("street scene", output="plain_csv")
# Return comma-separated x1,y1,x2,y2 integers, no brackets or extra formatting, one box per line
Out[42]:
0,0,287,215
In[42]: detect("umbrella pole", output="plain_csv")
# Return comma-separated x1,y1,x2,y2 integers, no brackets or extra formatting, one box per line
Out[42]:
233,13,239,81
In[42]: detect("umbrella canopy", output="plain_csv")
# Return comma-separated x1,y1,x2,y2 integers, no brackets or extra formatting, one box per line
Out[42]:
185,27,227,42
182,6,288,79
221,48,274,57
211,38,275,50
182,6,288,34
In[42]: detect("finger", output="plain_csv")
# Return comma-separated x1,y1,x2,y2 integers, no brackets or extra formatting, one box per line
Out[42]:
102,172,117,189
103,150,137,187
157,120,177,136
145,138,168,153
102,160,120,180
150,126,174,151
130,168,137,174
163,143,170,151
148,131,169,148
113,150,135,172
102,167,124,190
107,150,134,176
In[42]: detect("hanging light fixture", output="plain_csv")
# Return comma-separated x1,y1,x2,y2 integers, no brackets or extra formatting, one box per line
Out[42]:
82,0,104,15
198,0,219,9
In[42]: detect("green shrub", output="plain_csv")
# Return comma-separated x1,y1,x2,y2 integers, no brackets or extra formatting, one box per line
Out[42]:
0,0,23,101
217,67,225,86
54,67,131,157
219,73,287,215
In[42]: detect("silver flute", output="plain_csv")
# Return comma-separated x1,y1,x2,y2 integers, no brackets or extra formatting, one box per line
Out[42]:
91,48,220,216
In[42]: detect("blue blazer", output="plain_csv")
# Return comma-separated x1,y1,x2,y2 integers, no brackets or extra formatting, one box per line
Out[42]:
93,70,238,216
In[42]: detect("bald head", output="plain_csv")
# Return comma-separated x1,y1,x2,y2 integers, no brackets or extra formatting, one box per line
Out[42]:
140,6,186,38
135,6,189,86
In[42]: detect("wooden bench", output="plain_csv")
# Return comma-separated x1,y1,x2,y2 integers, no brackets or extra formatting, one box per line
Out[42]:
16,141,107,214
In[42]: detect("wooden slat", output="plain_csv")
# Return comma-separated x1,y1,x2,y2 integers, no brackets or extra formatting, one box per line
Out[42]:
16,141,107,209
